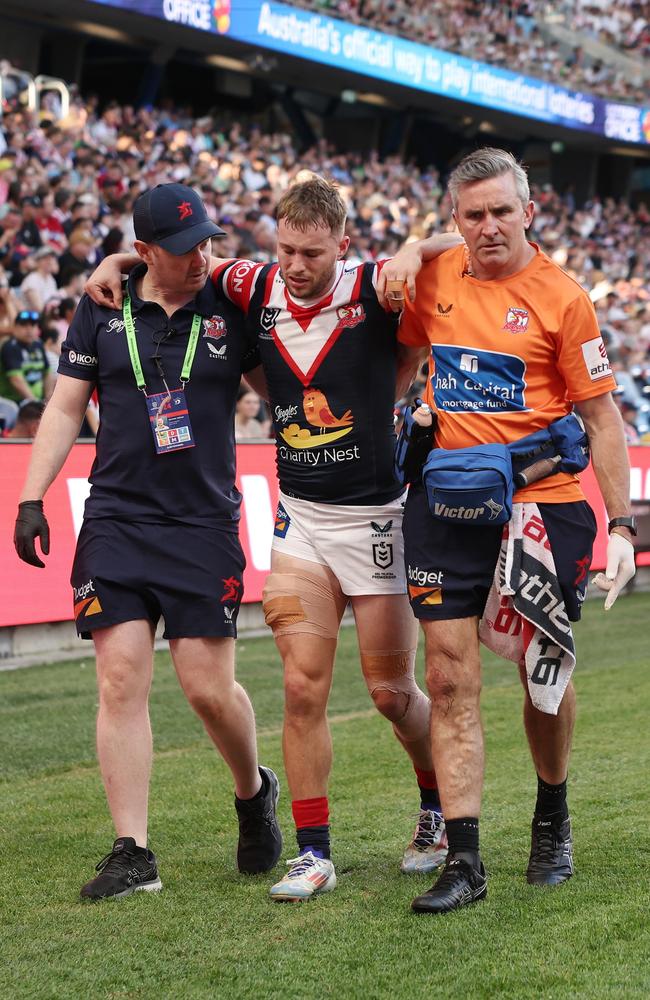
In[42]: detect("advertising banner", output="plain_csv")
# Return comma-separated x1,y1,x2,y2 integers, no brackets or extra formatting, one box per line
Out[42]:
2,441,649,629
87,0,650,145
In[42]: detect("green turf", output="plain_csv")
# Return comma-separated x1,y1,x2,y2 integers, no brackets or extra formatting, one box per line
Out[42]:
1,593,649,999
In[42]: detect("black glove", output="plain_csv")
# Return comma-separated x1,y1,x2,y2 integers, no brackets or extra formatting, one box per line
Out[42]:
14,500,50,568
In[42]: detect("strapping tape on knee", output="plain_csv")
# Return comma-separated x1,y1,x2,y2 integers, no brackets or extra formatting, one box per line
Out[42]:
360,648,430,738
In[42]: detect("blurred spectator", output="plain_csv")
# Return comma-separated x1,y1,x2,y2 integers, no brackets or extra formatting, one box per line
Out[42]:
616,396,642,444
0,268,20,337
57,230,96,287
41,325,61,375
2,398,44,439
235,386,271,440
0,394,19,433
0,309,53,403
16,196,43,250
100,226,125,259
20,246,59,312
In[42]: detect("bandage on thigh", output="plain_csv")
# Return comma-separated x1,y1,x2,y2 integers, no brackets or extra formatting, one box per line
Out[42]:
263,571,347,638
360,649,430,739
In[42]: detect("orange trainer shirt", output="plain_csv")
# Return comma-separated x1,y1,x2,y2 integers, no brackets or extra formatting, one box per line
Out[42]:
398,243,617,502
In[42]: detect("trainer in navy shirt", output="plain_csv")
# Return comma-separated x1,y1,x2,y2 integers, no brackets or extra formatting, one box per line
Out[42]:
14,183,282,901
59,265,259,525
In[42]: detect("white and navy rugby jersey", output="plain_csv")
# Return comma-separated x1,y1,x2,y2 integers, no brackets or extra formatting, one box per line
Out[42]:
58,264,259,526
214,258,402,505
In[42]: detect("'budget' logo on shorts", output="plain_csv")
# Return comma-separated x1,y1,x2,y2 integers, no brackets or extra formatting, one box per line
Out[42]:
73,579,95,600
408,566,443,586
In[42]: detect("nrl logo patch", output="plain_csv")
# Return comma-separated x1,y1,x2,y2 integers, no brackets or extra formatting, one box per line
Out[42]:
372,541,394,569
503,306,529,333
260,307,280,333
203,315,227,339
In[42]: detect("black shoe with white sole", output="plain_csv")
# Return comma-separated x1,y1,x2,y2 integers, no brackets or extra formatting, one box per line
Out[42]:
80,837,162,901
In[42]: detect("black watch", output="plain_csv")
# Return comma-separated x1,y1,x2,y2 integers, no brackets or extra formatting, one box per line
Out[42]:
607,516,637,537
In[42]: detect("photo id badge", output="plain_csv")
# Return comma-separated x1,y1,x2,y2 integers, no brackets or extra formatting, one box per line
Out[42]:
146,388,195,454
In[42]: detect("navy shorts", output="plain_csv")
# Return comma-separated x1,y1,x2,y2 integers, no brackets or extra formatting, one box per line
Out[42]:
71,519,245,640
403,486,596,622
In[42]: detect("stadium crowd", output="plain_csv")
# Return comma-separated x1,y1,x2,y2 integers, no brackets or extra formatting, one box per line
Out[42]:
295,1,650,102
1,86,649,439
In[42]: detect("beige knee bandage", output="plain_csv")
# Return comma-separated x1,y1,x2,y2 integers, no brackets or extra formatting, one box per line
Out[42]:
262,572,347,638
360,649,430,740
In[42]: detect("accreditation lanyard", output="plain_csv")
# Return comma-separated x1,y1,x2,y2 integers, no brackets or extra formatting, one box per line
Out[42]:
123,296,200,455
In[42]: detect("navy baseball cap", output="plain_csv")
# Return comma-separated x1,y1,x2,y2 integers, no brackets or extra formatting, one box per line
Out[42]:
133,183,226,255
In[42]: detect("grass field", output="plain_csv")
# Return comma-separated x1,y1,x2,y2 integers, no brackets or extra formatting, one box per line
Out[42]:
1,592,649,1000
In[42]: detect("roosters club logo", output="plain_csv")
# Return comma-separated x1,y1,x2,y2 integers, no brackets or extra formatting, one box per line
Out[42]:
177,201,193,221
503,306,529,333
336,303,365,329
203,315,227,339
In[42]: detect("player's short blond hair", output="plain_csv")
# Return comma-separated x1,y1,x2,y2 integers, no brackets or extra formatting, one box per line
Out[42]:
448,147,530,209
276,175,347,237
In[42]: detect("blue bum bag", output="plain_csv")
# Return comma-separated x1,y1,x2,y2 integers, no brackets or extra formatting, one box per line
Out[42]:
421,412,589,527
507,412,590,475
423,443,514,525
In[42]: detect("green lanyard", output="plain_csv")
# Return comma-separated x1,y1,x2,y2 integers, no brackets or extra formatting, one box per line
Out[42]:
123,296,202,392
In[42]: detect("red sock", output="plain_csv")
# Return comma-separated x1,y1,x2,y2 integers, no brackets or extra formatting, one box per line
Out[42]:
414,767,437,791
292,796,329,830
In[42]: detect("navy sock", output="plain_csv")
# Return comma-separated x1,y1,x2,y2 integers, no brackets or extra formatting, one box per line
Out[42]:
419,785,441,811
297,825,330,859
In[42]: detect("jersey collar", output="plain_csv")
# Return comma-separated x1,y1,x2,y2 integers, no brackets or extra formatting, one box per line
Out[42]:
126,262,216,317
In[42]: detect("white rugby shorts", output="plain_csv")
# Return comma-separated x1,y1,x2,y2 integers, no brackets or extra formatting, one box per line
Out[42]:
272,490,407,596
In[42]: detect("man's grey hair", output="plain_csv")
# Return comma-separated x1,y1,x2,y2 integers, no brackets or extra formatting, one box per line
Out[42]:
448,148,530,209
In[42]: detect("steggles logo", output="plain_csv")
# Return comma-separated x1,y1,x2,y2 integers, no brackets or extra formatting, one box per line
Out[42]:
177,201,193,221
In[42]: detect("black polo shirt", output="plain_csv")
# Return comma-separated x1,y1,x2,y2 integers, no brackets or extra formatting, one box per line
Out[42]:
59,265,259,526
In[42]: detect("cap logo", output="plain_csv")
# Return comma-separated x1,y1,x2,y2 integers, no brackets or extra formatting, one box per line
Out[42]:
177,201,193,221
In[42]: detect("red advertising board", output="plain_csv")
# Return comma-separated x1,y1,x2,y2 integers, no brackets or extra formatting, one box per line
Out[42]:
1,442,648,629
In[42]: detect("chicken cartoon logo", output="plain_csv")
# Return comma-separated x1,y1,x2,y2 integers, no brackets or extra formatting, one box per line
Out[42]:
303,388,352,431
280,388,354,449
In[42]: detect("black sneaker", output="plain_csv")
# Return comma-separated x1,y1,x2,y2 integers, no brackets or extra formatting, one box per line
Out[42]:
411,854,487,914
526,812,574,886
80,837,162,901
235,766,283,874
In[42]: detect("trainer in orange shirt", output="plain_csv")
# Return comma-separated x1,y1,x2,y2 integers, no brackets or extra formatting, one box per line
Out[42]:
380,148,636,915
